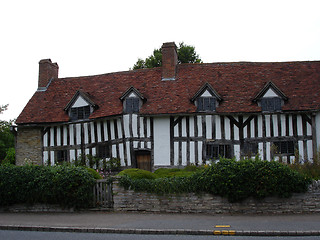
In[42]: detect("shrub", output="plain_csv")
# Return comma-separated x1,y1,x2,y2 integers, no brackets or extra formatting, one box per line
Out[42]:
118,158,311,202
0,165,96,208
154,166,201,178
118,168,156,179
86,167,102,180
289,161,320,180
194,158,311,202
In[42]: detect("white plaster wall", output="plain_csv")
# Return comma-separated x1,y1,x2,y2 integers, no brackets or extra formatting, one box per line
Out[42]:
265,115,271,137
174,142,179,165
206,115,212,139
273,115,278,137
97,122,102,142
153,117,171,166
189,117,195,137
200,90,212,97
225,117,231,140
264,89,278,97
72,96,89,107
50,128,54,146
190,141,195,164
216,116,221,139
234,144,240,160
63,126,68,146
132,114,138,137
281,115,286,136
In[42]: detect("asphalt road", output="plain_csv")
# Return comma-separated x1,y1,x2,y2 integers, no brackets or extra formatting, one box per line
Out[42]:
1,231,320,240
1,212,320,232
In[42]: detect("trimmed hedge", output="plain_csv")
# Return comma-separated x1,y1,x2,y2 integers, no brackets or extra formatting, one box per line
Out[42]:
119,159,312,203
0,164,96,208
118,168,156,179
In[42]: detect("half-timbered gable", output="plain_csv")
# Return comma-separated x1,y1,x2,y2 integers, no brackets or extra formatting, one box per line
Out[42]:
15,42,320,170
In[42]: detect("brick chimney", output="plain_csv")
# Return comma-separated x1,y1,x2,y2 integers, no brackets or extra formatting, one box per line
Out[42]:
161,42,178,80
38,59,59,91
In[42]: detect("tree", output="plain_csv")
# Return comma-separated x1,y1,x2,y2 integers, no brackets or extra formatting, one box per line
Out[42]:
0,104,15,164
132,42,202,70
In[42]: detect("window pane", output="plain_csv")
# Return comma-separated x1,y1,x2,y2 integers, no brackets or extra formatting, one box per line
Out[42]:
70,106,91,120
97,145,109,158
261,98,281,112
57,150,67,163
206,144,231,159
273,141,294,154
126,98,139,113
197,97,216,112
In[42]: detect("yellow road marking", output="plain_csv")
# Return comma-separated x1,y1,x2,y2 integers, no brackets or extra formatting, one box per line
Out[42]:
215,225,231,228
213,230,221,235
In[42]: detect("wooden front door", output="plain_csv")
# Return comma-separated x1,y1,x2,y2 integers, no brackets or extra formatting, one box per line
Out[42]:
136,151,151,171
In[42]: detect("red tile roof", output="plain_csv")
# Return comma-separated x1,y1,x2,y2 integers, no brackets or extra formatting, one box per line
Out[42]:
16,61,320,124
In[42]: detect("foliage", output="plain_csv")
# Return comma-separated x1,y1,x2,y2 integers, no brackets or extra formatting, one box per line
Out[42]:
132,42,202,70
2,147,15,165
0,165,96,208
196,158,311,202
86,167,103,180
154,165,202,178
118,158,311,202
75,154,121,178
118,168,156,179
0,104,15,164
289,160,320,180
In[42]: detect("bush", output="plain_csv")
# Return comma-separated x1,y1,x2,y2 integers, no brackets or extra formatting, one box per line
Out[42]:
193,158,311,202
2,148,15,165
86,167,102,180
154,166,202,178
118,168,156,179
289,161,320,180
0,165,96,208
118,159,311,202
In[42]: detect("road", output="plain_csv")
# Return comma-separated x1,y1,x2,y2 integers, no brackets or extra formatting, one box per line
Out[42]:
1,231,320,240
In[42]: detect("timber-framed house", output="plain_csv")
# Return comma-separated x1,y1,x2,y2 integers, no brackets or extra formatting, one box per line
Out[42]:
15,42,320,171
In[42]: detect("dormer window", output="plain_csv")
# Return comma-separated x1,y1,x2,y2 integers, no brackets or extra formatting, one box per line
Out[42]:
197,97,216,112
261,97,282,112
120,86,145,114
64,90,97,121
191,83,222,113
253,82,288,113
70,106,91,120
125,97,140,113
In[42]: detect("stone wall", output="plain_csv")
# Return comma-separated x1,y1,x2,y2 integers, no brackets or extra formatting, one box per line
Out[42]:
113,180,320,214
16,127,42,166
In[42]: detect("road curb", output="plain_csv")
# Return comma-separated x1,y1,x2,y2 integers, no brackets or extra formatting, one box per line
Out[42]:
1,225,320,236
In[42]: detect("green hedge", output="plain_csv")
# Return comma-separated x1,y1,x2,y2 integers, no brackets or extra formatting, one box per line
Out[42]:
118,159,312,203
0,165,96,208
118,168,156,179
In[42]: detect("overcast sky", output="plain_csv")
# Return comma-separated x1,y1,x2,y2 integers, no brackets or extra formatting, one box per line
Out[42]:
0,0,319,121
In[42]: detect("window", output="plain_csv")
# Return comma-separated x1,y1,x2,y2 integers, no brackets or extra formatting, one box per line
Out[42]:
261,97,281,112
273,141,294,155
197,97,216,112
206,144,231,159
97,145,110,159
243,142,258,156
56,150,68,163
70,106,90,120
125,97,140,113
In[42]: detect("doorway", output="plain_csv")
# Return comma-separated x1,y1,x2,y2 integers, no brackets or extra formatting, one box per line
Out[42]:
135,150,151,171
